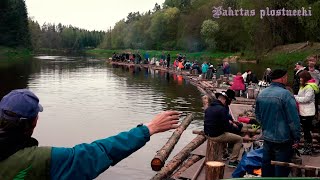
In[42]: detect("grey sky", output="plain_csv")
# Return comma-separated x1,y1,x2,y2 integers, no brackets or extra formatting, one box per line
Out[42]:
25,0,165,31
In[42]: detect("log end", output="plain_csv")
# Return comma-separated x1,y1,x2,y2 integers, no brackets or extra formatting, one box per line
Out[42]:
206,161,225,167
151,158,164,171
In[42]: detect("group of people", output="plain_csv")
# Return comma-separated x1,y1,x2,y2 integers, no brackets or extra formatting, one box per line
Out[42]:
2,53,320,179
204,55,320,177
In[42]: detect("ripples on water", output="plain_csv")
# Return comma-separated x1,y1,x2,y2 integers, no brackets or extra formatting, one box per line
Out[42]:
2,56,205,179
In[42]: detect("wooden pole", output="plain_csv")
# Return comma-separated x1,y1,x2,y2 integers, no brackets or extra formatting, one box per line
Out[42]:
205,137,225,162
151,135,206,180
151,113,194,171
205,161,225,180
192,129,261,136
191,160,205,180
271,161,320,170
171,155,203,179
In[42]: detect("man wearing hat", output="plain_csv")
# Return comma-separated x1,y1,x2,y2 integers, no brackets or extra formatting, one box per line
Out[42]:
293,61,306,95
204,89,243,168
255,69,301,177
0,89,180,179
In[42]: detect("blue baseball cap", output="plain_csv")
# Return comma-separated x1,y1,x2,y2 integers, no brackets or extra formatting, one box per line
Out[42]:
0,89,43,120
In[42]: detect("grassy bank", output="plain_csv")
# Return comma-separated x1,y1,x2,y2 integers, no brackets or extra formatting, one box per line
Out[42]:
86,43,319,66
0,46,32,60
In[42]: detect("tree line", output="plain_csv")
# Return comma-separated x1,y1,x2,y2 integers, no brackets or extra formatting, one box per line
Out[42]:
0,0,105,51
1,0,319,55
100,0,320,56
28,20,105,50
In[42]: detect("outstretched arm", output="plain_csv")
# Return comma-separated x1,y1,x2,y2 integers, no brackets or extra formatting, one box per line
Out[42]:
50,111,180,180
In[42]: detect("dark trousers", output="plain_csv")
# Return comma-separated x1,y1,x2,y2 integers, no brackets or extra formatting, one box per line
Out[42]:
300,116,313,143
262,140,293,177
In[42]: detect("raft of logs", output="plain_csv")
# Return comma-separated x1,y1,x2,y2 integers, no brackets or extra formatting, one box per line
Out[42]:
108,61,320,179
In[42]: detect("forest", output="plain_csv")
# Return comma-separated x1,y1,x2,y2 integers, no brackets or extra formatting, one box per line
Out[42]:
1,0,319,58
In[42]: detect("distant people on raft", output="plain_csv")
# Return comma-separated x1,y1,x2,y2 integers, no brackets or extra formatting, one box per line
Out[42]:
185,61,191,70
246,70,258,84
201,62,209,79
166,54,171,68
177,60,184,72
190,61,201,74
230,72,245,93
263,68,272,84
223,61,231,76
242,70,248,82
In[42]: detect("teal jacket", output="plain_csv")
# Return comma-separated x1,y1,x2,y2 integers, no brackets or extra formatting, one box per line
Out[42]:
51,125,150,179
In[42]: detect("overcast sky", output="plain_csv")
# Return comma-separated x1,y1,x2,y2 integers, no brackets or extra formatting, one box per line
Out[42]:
25,0,165,31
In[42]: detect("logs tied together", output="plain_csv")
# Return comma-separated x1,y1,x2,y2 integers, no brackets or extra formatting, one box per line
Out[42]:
151,113,194,171
151,135,207,180
205,161,225,180
171,155,203,179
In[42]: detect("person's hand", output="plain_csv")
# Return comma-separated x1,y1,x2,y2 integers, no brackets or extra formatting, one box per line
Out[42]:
146,111,180,136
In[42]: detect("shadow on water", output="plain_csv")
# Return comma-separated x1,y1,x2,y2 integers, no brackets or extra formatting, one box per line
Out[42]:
0,58,41,98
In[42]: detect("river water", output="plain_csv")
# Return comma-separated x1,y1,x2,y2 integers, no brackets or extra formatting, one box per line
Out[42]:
0,55,205,180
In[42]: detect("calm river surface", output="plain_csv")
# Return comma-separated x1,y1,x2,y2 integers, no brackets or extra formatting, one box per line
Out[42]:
0,55,205,179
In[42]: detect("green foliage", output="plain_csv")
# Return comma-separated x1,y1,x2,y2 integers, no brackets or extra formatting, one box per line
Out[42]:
97,0,319,57
200,20,219,50
0,0,31,48
28,21,105,50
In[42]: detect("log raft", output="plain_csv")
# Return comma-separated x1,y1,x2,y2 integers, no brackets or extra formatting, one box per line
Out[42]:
151,135,206,180
151,113,195,171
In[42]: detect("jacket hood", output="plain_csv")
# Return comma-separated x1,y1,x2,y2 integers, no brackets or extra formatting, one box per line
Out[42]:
305,81,320,94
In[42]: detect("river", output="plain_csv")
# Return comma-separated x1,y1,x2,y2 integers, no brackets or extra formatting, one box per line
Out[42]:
0,55,205,180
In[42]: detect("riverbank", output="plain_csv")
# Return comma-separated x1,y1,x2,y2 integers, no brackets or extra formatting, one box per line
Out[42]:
87,42,319,66
0,46,32,60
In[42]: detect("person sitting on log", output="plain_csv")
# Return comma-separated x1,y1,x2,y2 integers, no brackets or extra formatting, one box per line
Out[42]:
204,89,243,168
0,89,180,179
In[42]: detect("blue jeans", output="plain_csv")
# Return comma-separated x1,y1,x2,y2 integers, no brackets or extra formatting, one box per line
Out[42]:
262,140,293,177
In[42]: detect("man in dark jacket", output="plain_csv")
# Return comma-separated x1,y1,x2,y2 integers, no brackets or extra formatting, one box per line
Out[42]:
293,61,306,95
204,89,243,168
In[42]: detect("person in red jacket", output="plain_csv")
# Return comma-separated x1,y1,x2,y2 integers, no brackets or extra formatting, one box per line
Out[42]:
231,72,245,96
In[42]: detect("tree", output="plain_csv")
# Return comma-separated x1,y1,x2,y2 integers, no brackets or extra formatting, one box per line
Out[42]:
0,0,31,48
200,20,219,50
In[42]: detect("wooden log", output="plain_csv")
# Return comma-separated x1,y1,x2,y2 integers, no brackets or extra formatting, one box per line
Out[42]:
192,129,261,136
151,135,207,180
305,167,317,177
192,159,205,180
171,155,203,179
299,143,320,148
151,113,195,171
271,161,320,170
205,161,225,180
205,137,225,162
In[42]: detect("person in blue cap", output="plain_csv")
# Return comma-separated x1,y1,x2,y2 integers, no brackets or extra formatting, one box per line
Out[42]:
0,89,180,180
